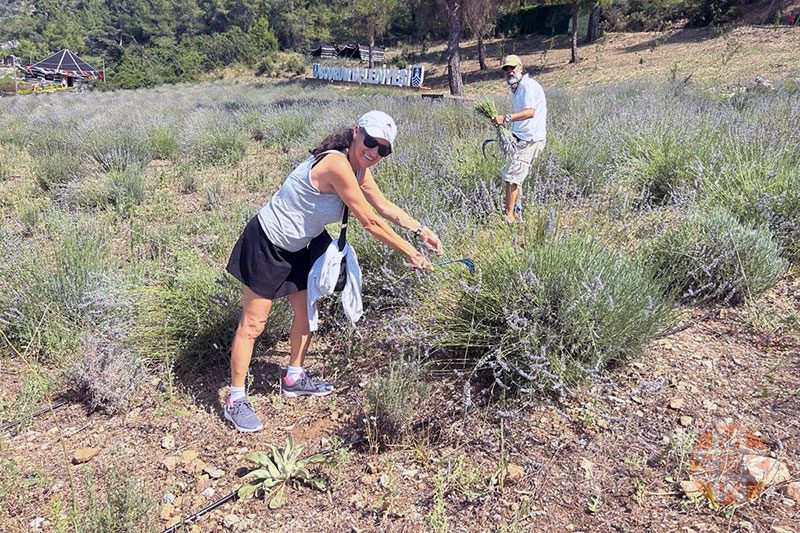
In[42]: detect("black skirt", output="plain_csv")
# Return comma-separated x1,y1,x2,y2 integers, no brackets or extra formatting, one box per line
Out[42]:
226,215,313,299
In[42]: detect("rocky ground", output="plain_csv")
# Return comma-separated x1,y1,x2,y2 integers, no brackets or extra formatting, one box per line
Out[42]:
1,273,798,532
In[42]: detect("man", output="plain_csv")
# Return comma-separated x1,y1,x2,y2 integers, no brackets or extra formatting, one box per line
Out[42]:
491,54,547,222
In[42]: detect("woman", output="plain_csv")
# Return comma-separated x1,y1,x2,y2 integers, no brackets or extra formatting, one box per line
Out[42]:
224,111,443,432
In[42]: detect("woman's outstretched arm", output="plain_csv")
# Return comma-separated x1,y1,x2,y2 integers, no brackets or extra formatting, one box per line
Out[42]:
358,168,443,254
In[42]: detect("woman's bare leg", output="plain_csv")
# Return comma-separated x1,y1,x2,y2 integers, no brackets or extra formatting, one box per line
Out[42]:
230,285,272,387
286,290,312,368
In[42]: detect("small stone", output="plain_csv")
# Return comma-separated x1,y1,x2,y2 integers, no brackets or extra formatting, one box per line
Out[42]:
162,492,176,504
702,400,717,411
179,449,198,465
679,416,693,427
781,498,795,507
742,457,789,486
783,482,800,505
680,480,703,498
669,398,685,410
596,418,608,429
160,503,174,521
161,435,175,450
29,517,47,530
702,360,713,370
202,487,215,498
187,458,206,473
579,458,594,480
223,513,240,528
505,463,524,485
401,469,418,478
72,447,100,464
162,456,178,472
204,466,225,479
366,462,378,474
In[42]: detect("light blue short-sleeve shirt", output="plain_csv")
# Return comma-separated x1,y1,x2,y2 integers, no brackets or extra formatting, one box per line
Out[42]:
511,74,547,142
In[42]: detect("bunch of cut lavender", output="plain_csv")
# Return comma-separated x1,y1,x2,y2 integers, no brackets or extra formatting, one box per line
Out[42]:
474,98,515,158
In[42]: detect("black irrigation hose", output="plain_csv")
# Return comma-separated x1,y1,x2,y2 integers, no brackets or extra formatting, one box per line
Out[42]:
161,434,367,533
653,308,720,339
0,399,69,433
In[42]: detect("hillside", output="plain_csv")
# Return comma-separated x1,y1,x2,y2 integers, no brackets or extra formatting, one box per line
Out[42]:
415,25,800,95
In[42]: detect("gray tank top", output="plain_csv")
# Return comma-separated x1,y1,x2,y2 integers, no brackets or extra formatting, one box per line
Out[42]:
258,149,361,252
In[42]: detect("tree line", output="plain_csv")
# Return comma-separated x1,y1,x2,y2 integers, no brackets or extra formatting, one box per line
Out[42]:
0,0,753,90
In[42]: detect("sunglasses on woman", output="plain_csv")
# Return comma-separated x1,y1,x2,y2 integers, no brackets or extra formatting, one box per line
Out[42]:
363,131,392,157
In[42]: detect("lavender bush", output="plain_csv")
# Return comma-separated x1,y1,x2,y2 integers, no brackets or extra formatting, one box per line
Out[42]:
0,216,109,359
428,229,672,395
644,207,787,305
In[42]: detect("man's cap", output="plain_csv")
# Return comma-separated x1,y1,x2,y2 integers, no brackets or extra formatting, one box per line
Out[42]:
358,110,397,147
501,54,523,69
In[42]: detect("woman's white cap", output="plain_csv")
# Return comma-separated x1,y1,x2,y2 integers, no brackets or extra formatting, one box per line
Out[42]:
358,111,397,147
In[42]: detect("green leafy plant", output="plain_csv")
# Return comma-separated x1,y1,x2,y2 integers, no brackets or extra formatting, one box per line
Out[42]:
237,436,327,509
587,494,603,513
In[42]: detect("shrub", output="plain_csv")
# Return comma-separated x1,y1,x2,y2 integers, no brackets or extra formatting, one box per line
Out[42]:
81,463,159,533
616,130,701,205
81,124,153,173
137,258,290,371
700,154,800,263
260,111,311,151
0,144,22,180
65,276,147,413
108,167,146,212
644,207,787,305
366,359,429,444
282,53,307,76
32,149,85,191
182,110,248,167
0,217,109,359
430,230,672,394
256,55,278,77
147,126,180,160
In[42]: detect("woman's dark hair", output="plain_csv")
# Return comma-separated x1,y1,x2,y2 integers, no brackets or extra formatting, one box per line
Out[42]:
310,127,354,157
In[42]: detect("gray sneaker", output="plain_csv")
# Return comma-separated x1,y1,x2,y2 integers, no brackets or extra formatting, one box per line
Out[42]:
282,375,334,397
224,396,263,432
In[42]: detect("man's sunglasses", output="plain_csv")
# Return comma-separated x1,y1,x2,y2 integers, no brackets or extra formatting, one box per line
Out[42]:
363,131,392,157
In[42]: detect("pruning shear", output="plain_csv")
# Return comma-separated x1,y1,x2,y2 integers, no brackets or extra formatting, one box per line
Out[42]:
433,258,476,274
481,138,499,160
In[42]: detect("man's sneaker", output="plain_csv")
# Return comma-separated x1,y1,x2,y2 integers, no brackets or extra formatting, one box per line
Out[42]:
282,375,334,397
224,396,263,432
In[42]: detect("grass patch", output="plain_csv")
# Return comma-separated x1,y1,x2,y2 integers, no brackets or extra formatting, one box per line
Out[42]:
365,359,429,446
80,463,159,533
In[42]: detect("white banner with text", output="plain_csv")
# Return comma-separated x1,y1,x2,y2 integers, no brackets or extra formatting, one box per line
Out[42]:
312,63,425,88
